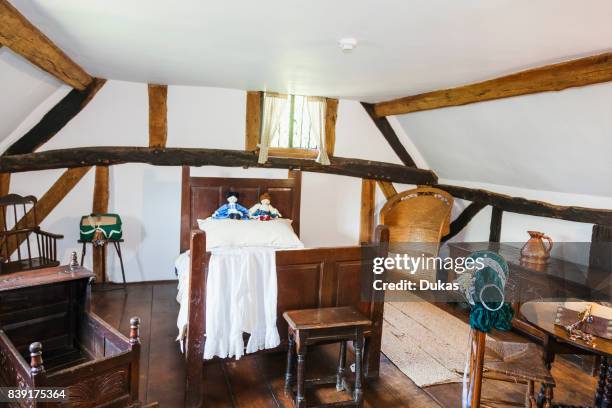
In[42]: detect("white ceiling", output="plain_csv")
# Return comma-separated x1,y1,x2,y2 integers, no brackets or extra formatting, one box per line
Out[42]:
397,80,612,197
0,48,61,143
9,0,612,101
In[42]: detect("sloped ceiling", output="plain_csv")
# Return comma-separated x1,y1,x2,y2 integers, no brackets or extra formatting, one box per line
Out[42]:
2,0,612,198
396,81,612,197
0,47,61,143
9,0,612,101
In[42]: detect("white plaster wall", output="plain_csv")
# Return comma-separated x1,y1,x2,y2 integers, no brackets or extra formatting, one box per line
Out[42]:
9,80,401,282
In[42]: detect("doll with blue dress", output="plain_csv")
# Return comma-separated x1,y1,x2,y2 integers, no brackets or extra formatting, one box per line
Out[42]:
212,191,250,220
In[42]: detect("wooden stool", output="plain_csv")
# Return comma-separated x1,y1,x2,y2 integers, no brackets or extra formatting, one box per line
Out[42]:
283,306,371,408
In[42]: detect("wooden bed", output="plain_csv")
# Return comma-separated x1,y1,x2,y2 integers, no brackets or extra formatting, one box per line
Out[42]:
179,166,390,408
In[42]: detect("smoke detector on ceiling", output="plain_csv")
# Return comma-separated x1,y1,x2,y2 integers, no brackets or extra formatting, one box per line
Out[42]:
338,38,358,52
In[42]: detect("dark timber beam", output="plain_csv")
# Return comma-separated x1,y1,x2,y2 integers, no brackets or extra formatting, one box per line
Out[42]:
441,202,487,243
0,147,438,185
374,51,612,117
3,78,106,155
489,207,503,242
0,0,93,90
361,102,416,167
437,184,612,226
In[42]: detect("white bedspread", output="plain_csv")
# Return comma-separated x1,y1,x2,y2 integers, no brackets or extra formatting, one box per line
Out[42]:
175,247,281,359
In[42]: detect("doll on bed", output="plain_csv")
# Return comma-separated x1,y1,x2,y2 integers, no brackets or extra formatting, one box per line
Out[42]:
212,191,250,220
249,193,282,221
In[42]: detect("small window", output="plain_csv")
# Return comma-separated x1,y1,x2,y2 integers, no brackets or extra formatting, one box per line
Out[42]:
245,92,338,161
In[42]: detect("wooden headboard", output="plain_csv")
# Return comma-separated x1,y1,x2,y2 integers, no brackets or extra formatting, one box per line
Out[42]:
179,166,302,252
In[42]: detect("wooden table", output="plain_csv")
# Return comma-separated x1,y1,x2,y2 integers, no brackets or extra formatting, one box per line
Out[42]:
521,301,612,408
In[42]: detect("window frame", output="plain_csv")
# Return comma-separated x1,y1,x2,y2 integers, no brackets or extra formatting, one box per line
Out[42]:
245,91,337,160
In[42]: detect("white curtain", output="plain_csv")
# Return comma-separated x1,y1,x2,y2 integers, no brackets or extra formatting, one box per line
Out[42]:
306,96,330,165
258,93,287,164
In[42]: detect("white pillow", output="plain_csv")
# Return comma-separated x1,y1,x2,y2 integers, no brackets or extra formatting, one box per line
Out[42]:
196,218,304,250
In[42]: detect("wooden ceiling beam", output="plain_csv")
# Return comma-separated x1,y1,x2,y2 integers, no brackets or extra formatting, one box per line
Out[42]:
0,146,438,185
0,0,93,90
373,51,612,117
437,183,612,226
3,78,106,156
361,102,416,166
148,84,168,148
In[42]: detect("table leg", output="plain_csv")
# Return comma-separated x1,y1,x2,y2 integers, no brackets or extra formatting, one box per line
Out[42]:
296,334,307,408
336,340,346,391
114,241,127,287
80,242,86,266
602,362,612,408
285,333,295,394
353,328,364,407
537,335,556,408
596,357,609,407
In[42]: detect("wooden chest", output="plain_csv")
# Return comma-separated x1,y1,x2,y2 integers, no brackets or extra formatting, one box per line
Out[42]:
0,265,143,407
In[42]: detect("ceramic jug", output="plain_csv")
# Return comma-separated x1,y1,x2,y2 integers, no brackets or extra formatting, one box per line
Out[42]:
520,231,553,265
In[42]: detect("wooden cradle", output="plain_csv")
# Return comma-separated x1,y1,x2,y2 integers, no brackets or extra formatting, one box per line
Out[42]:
0,266,144,408
179,167,390,408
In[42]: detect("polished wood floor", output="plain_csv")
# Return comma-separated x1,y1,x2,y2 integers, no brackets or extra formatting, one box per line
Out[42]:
91,282,597,407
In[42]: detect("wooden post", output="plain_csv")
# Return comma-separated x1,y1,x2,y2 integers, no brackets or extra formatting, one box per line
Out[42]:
324,98,338,156
245,91,262,151
148,84,168,148
489,207,503,243
29,342,45,375
360,179,376,244
92,166,109,283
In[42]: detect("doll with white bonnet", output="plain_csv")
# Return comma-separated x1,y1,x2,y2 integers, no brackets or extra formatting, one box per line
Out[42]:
249,192,281,221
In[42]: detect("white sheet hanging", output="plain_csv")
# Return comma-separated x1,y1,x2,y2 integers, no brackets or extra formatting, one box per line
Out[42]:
175,247,280,359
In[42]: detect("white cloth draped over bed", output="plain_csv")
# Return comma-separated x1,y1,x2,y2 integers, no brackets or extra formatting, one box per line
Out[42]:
175,248,280,359
175,218,304,360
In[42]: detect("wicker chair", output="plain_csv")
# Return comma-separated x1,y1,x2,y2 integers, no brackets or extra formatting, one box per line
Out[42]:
379,187,453,282
379,186,453,247
0,194,63,274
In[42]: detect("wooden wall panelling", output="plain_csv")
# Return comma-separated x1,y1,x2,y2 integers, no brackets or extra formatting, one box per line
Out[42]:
373,51,612,117
360,179,376,244
245,91,262,151
0,147,439,186
489,207,503,242
92,165,110,283
324,98,338,156
148,84,168,148
4,167,91,257
3,78,107,155
377,181,397,200
361,102,417,167
0,0,93,90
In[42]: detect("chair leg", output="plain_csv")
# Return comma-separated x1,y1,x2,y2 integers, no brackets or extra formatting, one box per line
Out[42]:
353,329,364,407
285,333,295,394
114,241,127,287
525,380,534,408
296,342,307,408
336,341,347,391
80,242,86,266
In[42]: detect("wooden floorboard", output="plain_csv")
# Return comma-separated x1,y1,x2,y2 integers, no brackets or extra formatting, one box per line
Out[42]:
90,282,597,407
